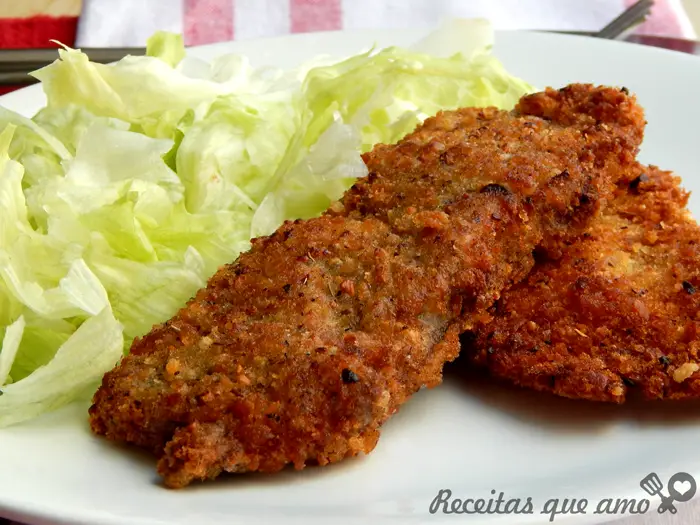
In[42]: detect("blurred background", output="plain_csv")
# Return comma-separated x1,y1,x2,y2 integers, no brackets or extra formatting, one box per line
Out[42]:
0,1,697,48
685,0,700,30
0,0,697,64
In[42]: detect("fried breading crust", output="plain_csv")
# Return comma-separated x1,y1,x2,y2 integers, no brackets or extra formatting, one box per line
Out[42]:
89,85,644,487
463,165,700,403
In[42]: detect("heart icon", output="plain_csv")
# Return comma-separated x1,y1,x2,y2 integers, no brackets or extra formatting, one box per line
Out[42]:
673,480,692,497
667,472,697,503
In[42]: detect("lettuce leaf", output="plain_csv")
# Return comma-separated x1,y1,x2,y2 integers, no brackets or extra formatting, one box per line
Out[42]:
0,307,123,427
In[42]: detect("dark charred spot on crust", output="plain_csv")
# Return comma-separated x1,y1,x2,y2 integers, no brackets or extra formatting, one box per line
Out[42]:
579,193,592,206
459,331,477,349
548,170,570,187
659,355,671,367
282,284,291,293
620,86,629,94
533,247,549,265
629,173,649,191
557,169,570,181
367,172,378,183
530,346,539,353
341,368,359,384
355,204,369,215
439,152,453,166
283,230,292,241
621,376,636,387
480,183,510,196
683,281,696,295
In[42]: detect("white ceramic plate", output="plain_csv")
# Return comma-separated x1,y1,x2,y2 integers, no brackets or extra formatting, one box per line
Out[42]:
2,29,700,525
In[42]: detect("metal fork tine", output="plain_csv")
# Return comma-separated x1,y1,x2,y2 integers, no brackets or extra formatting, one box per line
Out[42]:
0,71,35,85
0,47,147,82
596,0,655,40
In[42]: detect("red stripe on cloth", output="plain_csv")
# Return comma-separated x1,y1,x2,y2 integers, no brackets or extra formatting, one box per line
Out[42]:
290,0,342,33
0,16,77,48
625,0,684,38
184,0,234,46
0,86,21,95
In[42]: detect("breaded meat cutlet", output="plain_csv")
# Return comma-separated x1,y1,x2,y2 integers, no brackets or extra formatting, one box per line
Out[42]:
89,85,644,488
463,165,700,403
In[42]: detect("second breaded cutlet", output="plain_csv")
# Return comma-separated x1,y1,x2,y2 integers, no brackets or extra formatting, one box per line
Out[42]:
89,85,644,487
463,165,700,402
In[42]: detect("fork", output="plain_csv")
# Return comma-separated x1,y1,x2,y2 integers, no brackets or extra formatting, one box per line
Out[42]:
595,0,655,39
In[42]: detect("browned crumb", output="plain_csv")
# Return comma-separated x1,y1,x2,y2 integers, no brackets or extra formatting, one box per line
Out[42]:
463,165,700,403
89,85,644,487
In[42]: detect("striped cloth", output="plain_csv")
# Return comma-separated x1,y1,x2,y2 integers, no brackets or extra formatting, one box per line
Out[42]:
76,0,696,47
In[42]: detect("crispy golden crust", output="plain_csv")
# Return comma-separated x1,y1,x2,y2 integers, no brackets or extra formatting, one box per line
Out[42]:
464,165,700,403
89,85,644,487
